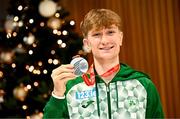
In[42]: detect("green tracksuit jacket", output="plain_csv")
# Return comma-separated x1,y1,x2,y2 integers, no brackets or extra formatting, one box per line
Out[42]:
43,63,164,119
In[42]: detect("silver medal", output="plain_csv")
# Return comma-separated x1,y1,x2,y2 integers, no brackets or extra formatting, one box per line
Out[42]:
70,57,88,76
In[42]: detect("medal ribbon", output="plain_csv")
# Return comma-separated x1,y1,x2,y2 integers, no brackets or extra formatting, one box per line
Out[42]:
82,64,120,86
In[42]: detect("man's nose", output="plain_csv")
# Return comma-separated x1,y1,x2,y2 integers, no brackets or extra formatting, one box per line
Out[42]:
100,34,109,44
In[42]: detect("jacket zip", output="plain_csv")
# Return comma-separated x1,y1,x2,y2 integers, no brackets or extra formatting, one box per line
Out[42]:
106,84,112,119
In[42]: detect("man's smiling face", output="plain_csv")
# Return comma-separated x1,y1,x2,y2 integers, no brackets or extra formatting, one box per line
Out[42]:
84,24,123,60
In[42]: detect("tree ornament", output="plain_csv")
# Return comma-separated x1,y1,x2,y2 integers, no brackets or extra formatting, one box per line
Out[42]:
47,17,63,29
13,44,26,54
13,84,28,101
0,89,5,103
4,17,16,33
23,33,35,45
38,0,57,17
0,50,15,64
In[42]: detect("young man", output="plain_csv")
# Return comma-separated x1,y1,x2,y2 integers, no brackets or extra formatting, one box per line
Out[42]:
43,9,164,119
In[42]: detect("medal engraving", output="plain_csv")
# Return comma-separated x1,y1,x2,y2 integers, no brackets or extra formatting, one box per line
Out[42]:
70,57,88,76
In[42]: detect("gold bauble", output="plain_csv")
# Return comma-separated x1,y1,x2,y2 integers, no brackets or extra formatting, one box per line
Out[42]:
13,84,28,101
39,0,57,17
47,17,63,29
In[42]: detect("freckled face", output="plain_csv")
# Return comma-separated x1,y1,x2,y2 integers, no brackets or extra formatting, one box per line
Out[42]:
83,25,123,60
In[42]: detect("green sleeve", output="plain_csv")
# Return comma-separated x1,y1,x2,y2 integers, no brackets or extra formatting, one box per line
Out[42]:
146,80,164,118
43,96,69,119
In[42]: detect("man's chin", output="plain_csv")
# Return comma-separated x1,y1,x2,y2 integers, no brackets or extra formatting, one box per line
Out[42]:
95,54,116,60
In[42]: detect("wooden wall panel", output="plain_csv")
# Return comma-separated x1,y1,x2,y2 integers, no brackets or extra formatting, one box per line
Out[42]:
59,0,180,117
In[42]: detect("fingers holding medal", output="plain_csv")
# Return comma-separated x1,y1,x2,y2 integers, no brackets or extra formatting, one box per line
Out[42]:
51,64,75,80
51,56,88,96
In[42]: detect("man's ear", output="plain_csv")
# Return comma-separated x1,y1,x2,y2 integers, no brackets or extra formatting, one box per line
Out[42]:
83,38,91,53
83,38,89,46
119,32,123,46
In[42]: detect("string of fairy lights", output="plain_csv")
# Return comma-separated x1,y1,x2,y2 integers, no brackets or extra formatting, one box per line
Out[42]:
0,0,77,78
0,0,84,118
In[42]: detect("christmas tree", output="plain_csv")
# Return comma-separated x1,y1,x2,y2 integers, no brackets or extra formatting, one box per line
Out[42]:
0,0,84,118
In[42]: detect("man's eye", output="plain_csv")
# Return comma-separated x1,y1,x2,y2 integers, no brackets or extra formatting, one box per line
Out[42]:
107,30,115,35
92,33,101,37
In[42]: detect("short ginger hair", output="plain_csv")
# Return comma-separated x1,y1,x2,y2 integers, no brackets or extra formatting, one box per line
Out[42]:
80,9,122,37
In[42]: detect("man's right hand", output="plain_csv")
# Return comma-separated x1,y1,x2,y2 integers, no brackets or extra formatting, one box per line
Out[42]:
51,64,76,97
